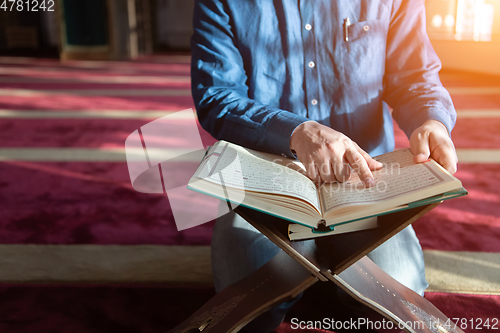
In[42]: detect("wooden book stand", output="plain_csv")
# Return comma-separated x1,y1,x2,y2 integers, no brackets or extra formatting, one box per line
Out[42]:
167,203,463,333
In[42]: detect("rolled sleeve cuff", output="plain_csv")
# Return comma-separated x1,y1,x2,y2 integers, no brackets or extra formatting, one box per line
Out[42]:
266,110,311,158
409,108,456,137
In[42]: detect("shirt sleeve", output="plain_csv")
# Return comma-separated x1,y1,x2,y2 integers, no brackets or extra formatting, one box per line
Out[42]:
190,0,309,157
383,0,457,138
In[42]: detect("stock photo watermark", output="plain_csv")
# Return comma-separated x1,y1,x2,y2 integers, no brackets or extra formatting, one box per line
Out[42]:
124,109,245,231
290,317,499,331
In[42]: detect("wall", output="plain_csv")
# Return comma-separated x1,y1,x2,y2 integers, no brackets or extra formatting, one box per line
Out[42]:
155,0,193,50
431,40,500,76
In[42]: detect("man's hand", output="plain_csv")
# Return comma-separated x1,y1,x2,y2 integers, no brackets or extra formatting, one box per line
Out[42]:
410,120,458,174
290,121,383,187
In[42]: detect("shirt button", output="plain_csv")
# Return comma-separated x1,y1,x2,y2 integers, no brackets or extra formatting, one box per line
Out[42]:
363,25,370,31
305,23,312,31
308,61,315,68
311,99,318,106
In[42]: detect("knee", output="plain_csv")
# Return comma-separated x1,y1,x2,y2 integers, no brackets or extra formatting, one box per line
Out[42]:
397,260,429,296
367,226,429,296
210,212,281,292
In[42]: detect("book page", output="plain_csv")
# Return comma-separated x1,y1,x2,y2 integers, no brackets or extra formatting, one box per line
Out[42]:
320,149,447,212
194,141,321,212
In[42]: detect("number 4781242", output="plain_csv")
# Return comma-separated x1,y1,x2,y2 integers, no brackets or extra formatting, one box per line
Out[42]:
1,0,55,11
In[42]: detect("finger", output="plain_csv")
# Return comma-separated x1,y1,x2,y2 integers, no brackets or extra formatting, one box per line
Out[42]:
318,159,337,183
431,142,458,174
306,160,318,180
410,131,431,163
345,147,375,187
353,143,383,170
306,160,322,184
313,164,323,184
331,151,351,182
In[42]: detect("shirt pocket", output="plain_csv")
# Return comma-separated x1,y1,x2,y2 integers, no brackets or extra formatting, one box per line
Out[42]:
343,19,388,86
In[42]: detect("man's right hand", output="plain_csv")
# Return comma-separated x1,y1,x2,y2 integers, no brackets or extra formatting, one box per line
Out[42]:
290,121,383,187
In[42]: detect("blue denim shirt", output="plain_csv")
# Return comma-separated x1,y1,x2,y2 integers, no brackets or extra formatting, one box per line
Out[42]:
191,0,456,158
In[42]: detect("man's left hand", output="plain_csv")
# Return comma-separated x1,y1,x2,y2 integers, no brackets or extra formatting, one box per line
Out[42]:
409,120,458,174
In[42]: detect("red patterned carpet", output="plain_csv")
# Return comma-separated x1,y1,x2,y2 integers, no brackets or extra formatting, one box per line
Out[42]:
0,56,499,333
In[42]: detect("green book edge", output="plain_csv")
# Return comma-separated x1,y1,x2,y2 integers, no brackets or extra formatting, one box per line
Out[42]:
310,187,468,234
188,181,467,232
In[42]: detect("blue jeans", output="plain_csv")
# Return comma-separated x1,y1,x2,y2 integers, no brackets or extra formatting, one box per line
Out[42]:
211,209,429,332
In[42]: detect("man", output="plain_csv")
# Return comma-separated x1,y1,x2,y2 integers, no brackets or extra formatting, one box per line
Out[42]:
191,0,458,331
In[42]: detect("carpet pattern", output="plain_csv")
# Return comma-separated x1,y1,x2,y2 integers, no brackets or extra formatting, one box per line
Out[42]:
0,56,499,332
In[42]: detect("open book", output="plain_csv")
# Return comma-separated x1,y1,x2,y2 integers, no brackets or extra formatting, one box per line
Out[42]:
188,141,466,238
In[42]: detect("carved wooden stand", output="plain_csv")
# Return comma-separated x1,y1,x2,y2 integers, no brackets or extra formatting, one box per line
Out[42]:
167,203,463,333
